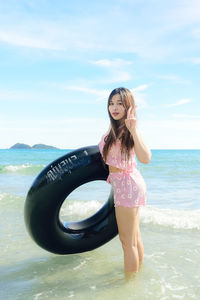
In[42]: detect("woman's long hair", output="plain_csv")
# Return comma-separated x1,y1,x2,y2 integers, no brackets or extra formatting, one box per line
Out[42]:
102,87,136,165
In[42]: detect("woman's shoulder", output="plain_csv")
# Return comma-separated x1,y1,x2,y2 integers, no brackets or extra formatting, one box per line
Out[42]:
98,129,110,153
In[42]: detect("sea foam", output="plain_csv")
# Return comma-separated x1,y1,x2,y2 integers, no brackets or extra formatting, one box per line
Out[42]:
141,206,200,230
0,164,45,174
4,164,32,172
60,199,200,231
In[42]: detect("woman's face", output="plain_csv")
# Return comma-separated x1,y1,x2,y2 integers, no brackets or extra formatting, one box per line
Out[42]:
108,94,126,121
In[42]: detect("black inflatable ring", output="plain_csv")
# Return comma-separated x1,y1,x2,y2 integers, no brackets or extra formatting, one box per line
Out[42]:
24,145,118,254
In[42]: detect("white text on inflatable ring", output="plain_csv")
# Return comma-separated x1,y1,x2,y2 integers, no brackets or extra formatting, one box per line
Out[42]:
46,150,89,182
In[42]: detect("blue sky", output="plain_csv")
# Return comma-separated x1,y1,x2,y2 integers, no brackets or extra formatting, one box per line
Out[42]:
0,0,200,149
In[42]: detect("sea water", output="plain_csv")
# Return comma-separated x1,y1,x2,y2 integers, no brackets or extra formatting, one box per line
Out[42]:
0,148,200,300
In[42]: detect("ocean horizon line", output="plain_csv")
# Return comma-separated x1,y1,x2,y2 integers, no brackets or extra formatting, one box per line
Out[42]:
0,147,200,151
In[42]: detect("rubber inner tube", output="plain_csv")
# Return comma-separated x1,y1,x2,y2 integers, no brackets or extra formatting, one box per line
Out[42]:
24,145,118,254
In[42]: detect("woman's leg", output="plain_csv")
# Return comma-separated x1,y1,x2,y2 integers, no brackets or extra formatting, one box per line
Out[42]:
137,226,144,264
115,206,142,274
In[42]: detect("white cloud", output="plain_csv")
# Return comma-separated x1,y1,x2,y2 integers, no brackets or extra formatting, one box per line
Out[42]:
0,29,59,50
165,0,200,28
190,57,200,64
158,74,182,81
156,74,191,85
63,84,149,106
106,71,131,83
172,114,200,119
166,98,192,107
0,89,53,102
130,85,150,109
90,58,133,68
133,97,147,109
0,0,200,63
63,86,110,101
89,58,133,84
132,84,151,92
0,18,102,52
0,89,65,103
0,4,184,60
0,87,103,103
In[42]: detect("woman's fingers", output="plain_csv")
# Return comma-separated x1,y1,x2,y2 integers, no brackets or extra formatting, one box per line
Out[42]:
127,107,132,119
127,106,137,118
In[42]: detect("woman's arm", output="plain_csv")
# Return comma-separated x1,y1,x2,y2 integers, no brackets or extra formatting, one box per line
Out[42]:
125,107,151,164
131,127,151,164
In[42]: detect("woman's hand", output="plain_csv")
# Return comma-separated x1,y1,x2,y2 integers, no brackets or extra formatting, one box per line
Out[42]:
125,106,137,133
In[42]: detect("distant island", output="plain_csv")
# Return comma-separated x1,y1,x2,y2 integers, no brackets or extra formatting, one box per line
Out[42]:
10,143,58,150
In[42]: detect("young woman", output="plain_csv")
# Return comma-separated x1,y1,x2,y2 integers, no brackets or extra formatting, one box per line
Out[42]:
98,87,151,277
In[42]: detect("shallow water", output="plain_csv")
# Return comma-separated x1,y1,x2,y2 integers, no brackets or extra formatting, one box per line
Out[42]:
0,149,200,299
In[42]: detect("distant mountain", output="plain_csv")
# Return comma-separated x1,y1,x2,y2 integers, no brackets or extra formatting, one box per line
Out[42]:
32,144,58,149
10,143,32,149
10,143,58,150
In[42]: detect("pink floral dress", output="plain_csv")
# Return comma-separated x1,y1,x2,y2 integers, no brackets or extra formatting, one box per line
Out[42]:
98,132,146,207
